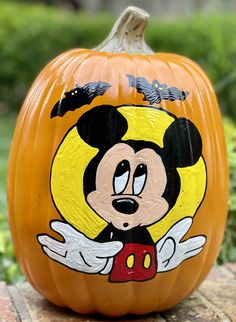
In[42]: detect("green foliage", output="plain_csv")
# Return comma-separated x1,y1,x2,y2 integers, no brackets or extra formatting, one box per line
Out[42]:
0,114,16,214
218,118,236,263
0,2,113,112
147,15,236,120
0,113,24,283
0,2,236,119
0,213,24,283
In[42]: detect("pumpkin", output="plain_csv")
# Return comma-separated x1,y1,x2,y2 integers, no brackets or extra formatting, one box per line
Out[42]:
8,6,228,317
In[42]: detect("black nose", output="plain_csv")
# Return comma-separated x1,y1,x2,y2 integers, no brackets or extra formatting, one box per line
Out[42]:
112,198,139,214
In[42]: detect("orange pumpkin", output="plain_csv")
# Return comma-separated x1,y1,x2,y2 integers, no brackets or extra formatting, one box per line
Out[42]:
8,6,228,317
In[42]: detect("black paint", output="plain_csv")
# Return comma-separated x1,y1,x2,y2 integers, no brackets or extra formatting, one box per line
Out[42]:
95,224,154,245
79,105,202,217
77,105,128,148
112,198,139,215
51,81,111,118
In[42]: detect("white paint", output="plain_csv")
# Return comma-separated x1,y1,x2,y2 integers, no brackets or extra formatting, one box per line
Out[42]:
156,217,206,272
114,171,129,194
133,173,146,195
38,221,123,274
38,217,206,276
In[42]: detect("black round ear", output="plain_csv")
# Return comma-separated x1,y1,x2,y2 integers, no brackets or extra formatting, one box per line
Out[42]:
76,105,128,148
163,118,202,167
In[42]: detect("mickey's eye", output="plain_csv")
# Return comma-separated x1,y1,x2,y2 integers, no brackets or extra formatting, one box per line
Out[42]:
113,160,130,194
133,163,147,195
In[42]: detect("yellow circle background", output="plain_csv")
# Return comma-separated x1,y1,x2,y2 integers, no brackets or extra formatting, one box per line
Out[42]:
51,106,207,241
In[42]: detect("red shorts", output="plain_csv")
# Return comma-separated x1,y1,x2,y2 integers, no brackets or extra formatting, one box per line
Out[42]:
109,243,157,282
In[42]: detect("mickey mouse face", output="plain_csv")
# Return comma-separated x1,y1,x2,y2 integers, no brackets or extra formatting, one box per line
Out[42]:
86,143,169,230
76,104,202,233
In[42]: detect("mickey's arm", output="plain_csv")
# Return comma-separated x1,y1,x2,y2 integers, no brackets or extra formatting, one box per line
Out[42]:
156,217,206,272
37,221,123,274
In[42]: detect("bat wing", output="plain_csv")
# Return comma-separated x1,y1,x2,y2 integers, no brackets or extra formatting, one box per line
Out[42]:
159,89,171,101
51,81,111,118
168,87,189,102
127,75,160,104
83,81,111,101
51,97,69,118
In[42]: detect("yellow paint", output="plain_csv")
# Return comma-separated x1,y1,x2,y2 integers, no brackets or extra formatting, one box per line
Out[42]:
51,127,107,238
119,106,174,148
127,254,135,268
51,105,207,241
144,253,151,269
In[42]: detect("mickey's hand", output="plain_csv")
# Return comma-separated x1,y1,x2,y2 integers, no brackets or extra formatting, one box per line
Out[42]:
156,217,206,272
37,221,123,274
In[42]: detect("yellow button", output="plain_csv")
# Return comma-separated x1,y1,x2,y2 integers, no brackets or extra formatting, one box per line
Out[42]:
126,254,135,268
144,253,151,269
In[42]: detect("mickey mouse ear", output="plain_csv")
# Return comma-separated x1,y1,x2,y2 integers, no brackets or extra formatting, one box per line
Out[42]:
163,118,202,168
77,105,128,148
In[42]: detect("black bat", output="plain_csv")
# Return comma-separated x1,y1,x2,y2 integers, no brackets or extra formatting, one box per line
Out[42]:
51,81,111,118
127,75,189,104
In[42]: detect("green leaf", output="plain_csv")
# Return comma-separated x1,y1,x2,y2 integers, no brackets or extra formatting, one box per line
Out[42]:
0,233,6,254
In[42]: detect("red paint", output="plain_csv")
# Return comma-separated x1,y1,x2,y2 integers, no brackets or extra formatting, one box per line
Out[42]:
110,243,157,282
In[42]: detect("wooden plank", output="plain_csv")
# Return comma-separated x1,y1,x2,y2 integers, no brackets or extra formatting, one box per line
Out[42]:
199,266,236,322
200,279,236,321
0,282,18,322
225,263,236,275
8,285,32,322
162,291,230,322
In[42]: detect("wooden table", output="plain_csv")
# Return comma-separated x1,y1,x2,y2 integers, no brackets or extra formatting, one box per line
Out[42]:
1,264,236,322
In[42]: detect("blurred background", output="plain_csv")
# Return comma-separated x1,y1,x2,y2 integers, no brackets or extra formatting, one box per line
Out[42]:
0,0,236,284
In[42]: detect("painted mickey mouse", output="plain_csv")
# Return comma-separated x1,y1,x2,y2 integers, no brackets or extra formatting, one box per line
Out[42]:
38,102,206,282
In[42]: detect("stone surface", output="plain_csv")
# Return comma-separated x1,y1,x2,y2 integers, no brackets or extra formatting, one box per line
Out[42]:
0,264,236,321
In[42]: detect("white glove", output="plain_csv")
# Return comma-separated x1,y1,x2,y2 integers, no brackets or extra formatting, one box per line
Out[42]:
37,221,123,274
156,217,206,272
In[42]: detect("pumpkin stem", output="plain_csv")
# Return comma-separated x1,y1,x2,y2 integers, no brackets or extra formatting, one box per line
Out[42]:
94,6,154,54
